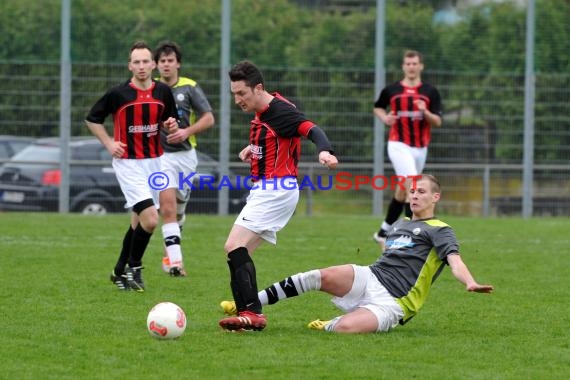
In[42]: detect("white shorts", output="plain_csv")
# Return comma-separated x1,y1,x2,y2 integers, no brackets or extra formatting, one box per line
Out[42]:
112,157,161,209
160,149,198,200
234,177,299,245
331,265,404,332
387,141,427,176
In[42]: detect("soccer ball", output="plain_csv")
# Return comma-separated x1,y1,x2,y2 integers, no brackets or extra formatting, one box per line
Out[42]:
147,302,187,339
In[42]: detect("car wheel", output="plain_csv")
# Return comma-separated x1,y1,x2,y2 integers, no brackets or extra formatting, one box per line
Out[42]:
77,201,110,215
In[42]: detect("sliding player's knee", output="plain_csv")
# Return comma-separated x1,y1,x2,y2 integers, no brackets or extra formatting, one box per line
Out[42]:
299,269,322,291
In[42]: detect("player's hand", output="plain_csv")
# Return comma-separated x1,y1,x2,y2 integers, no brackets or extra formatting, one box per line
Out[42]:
414,99,427,112
107,141,127,158
238,145,252,163
467,284,494,294
164,117,179,134
166,127,190,144
384,111,397,126
319,151,338,169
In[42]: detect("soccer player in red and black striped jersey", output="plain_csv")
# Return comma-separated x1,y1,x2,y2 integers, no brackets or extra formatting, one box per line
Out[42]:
218,61,338,332
372,50,442,250
86,41,179,292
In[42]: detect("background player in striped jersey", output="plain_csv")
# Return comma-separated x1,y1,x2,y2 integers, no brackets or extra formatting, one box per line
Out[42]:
222,174,494,333
218,61,338,331
373,50,442,250
153,41,215,277
86,41,179,292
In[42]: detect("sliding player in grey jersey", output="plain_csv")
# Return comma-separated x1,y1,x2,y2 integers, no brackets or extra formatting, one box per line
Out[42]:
154,41,215,277
220,174,493,333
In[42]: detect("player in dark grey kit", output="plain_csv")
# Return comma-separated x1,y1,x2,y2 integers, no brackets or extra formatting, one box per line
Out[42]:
221,174,494,333
154,41,215,277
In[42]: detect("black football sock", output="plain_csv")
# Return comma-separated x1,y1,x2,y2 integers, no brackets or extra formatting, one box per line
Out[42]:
114,225,134,275
404,202,412,218
128,223,152,268
227,259,247,313
228,247,261,314
384,197,405,225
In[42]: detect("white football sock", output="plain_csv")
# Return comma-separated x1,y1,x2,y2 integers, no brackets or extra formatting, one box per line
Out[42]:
162,222,183,267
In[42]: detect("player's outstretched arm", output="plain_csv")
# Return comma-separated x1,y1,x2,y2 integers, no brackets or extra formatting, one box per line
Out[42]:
447,254,494,294
307,126,338,169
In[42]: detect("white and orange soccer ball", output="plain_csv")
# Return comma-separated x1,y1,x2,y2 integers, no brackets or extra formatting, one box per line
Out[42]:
146,302,187,339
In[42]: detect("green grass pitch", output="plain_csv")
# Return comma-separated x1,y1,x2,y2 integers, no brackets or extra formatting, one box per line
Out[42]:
0,212,568,379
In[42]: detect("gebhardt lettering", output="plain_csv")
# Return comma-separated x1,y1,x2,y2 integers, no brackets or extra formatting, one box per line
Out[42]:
397,110,423,119
128,123,159,133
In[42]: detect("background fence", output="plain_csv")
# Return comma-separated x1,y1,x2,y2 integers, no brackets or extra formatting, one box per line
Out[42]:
0,0,568,216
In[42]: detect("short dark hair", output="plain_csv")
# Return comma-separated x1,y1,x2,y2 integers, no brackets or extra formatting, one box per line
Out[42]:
420,174,441,193
129,40,152,60
154,41,182,63
228,61,264,89
403,49,423,63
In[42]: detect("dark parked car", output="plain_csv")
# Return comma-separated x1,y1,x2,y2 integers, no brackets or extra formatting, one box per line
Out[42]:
0,137,247,214
0,135,36,162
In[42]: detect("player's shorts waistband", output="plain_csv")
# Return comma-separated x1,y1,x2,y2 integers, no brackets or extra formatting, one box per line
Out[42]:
162,145,194,154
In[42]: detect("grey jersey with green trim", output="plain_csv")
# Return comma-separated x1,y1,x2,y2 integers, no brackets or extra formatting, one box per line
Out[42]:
369,217,459,321
160,76,213,153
